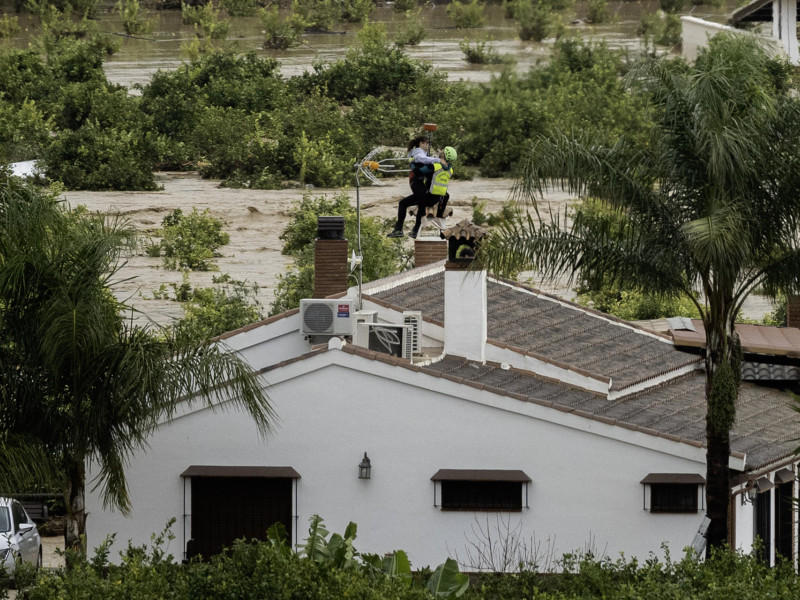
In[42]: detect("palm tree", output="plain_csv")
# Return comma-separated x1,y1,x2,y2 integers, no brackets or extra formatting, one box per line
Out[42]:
480,35,800,552
0,180,275,552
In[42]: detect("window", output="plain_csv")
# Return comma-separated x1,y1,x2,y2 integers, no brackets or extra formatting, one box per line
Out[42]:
431,469,531,512
650,484,698,513
641,473,704,513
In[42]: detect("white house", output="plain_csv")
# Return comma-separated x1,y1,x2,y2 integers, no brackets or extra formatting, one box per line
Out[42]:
682,0,795,64
85,222,800,570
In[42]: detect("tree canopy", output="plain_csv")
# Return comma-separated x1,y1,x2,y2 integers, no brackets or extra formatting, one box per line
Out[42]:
0,180,275,551
480,35,800,551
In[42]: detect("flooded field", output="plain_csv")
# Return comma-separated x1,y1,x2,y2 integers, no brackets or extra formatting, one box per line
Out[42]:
3,0,767,324
2,2,734,88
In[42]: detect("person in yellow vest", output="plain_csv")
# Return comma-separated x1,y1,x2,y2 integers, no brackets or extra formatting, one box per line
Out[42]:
424,146,456,230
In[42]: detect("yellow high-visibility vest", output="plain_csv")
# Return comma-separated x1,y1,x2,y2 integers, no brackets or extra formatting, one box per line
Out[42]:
430,163,453,196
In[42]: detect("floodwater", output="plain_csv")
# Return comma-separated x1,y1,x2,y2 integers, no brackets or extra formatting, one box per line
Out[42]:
4,0,768,323
2,2,734,89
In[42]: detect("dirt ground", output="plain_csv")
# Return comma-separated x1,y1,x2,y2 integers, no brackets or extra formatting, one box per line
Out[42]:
60,171,772,324
41,536,63,570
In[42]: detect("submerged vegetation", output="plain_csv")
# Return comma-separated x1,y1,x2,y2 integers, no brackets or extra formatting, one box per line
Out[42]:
0,0,659,191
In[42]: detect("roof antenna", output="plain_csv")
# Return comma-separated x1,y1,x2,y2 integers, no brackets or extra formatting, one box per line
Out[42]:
353,147,408,310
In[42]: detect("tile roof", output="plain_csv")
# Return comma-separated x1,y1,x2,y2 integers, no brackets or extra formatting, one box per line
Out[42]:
369,271,700,391
670,319,800,358
421,356,797,470
364,269,800,471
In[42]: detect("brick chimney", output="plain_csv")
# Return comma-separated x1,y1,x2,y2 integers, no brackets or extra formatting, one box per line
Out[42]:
314,216,348,298
414,237,447,268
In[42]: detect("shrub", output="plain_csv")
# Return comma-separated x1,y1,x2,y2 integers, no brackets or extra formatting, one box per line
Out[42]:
0,14,20,38
270,192,404,314
151,208,231,271
0,99,53,163
393,0,417,11
587,0,609,23
516,0,551,42
394,9,426,47
297,21,433,102
459,38,508,64
294,0,341,31
260,5,305,49
191,105,272,181
176,274,263,340
182,1,230,39
341,0,375,23
446,0,485,29
43,123,161,190
220,0,258,17
638,11,682,48
116,0,154,35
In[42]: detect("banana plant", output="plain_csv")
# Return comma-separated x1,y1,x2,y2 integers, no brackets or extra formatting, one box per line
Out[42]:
426,558,469,599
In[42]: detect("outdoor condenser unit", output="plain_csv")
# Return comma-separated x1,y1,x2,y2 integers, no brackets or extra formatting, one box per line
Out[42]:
299,299,355,336
354,322,413,359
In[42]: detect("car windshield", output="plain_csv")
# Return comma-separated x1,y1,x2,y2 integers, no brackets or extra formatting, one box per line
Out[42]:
0,508,9,533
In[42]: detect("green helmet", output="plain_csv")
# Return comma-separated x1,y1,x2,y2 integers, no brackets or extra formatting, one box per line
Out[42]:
444,146,457,163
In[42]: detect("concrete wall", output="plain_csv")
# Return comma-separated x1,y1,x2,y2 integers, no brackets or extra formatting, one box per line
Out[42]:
86,355,709,569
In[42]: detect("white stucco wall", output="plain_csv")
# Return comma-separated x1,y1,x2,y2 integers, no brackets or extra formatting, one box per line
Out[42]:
681,16,785,64
86,349,710,569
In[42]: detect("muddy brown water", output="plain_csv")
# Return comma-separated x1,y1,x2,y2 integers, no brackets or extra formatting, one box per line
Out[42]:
62,172,563,324
6,1,769,324
2,3,734,88
60,172,772,325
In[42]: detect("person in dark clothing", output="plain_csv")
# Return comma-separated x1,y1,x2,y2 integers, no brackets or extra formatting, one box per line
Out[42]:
387,136,447,239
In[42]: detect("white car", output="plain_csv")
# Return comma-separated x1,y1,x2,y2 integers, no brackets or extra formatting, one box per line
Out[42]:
0,498,42,575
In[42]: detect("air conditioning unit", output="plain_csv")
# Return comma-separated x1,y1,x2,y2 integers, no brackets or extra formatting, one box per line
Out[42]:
354,323,413,359
402,311,422,355
300,299,355,336
354,310,377,328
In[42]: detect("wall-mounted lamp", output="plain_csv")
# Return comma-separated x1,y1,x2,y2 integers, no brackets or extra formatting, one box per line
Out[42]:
741,482,757,505
358,452,371,479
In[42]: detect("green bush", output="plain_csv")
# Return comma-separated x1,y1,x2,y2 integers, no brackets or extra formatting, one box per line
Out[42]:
117,0,154,35
260,5,305,49
220,0,258,17
638,11,682,49
43,123,161,190
0,14,20,38
446,0,485,28
175,274,263,340
297,22,433,103
393,0,417,11
516,0,551,42
458,38,508,65
270,192,405,314
182,1,230,39
24,518,467,600
394,9,426,47
0,99,53,163
294,0,341,31
151,208,231,271
587,0,609,23
342,0,375,23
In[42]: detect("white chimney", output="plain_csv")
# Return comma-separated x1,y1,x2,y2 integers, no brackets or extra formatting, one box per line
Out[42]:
444,264,487,362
